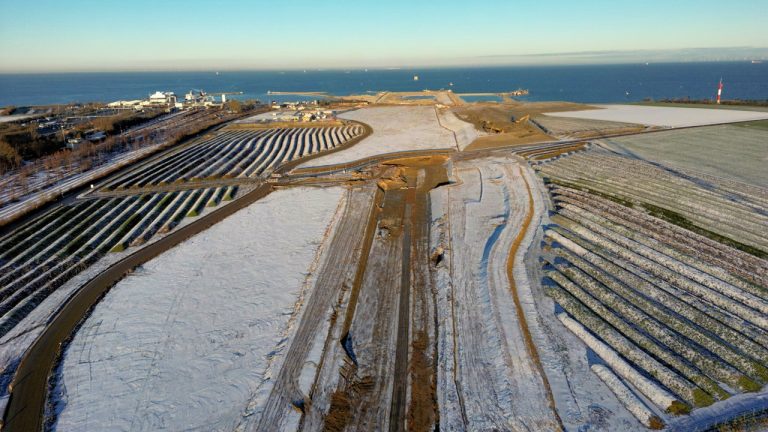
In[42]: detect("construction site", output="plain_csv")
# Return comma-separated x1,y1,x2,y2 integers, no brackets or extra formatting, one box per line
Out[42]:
1,91,768,432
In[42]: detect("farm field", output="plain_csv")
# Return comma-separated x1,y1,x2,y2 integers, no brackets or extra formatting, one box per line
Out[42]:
0,186,239,403
601,125,768,186
101,124,363,190
4,99,768,431
0,186,237,336
532,115,645,138
535,150,768,254
299,106,457,167
533,146,768,429
48,151,503,432
0,109,235,226
545,104,768,127
52,186,348,431
0,122,360,426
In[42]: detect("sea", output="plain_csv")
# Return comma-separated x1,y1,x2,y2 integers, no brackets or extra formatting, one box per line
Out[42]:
1,62,766,107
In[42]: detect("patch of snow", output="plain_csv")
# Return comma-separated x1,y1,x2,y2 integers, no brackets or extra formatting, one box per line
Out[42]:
0,114,41,123
299,106,456,167
545,104,768,127
591,364,662,429
436,109,483,151
435,158,560,430
51,186,345,431
520,167,646,431
557,313,678,411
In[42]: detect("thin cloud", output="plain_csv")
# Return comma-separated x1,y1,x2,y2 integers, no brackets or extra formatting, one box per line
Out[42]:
475,47,768,63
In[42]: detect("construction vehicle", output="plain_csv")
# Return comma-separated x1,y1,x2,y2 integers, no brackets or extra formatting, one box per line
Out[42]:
515,114,530,124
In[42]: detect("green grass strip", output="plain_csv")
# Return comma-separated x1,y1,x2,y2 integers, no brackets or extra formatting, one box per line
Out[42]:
641,203,767,259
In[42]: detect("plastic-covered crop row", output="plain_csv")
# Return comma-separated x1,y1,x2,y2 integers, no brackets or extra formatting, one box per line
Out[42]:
541,184,768,426
104,125,363,188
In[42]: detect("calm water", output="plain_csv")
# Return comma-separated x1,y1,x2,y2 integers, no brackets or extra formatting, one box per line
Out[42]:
461,95,504,103
1,62,766,106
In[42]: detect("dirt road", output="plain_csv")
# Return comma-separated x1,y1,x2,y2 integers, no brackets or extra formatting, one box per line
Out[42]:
432,158,562,430
252,185,379,431
505,165,564,430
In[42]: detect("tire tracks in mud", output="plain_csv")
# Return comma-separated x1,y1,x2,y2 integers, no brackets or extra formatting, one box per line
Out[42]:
389,200,412,432
401,162,445,432
332,187,406,430
320,157,447,432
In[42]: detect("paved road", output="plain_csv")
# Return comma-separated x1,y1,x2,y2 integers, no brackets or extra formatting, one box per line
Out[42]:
83,177,262,199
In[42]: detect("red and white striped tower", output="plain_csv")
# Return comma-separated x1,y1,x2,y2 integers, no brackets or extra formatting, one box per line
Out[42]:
717,78,723,104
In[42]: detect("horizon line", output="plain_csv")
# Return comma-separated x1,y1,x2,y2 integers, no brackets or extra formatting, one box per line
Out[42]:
1,58,765,75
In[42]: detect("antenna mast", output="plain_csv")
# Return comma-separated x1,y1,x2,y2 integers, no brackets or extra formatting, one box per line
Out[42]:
717,78,723,104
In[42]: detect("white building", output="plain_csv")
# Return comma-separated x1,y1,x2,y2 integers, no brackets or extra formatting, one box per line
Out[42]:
148,91,177,106
107,100,143,108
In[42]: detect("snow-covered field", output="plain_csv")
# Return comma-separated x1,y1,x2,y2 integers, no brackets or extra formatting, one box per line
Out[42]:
0,187,244,409
437,108,483,150
430,158,648,431
0,141,168,225
602,125,768,187
539,177,768,429
533,115,642,138
51,186,346,431
300,106,457,167
545,104,768,127
440,160,559,430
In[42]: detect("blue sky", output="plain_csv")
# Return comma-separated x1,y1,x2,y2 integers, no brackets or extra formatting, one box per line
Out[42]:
0,0,766,72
